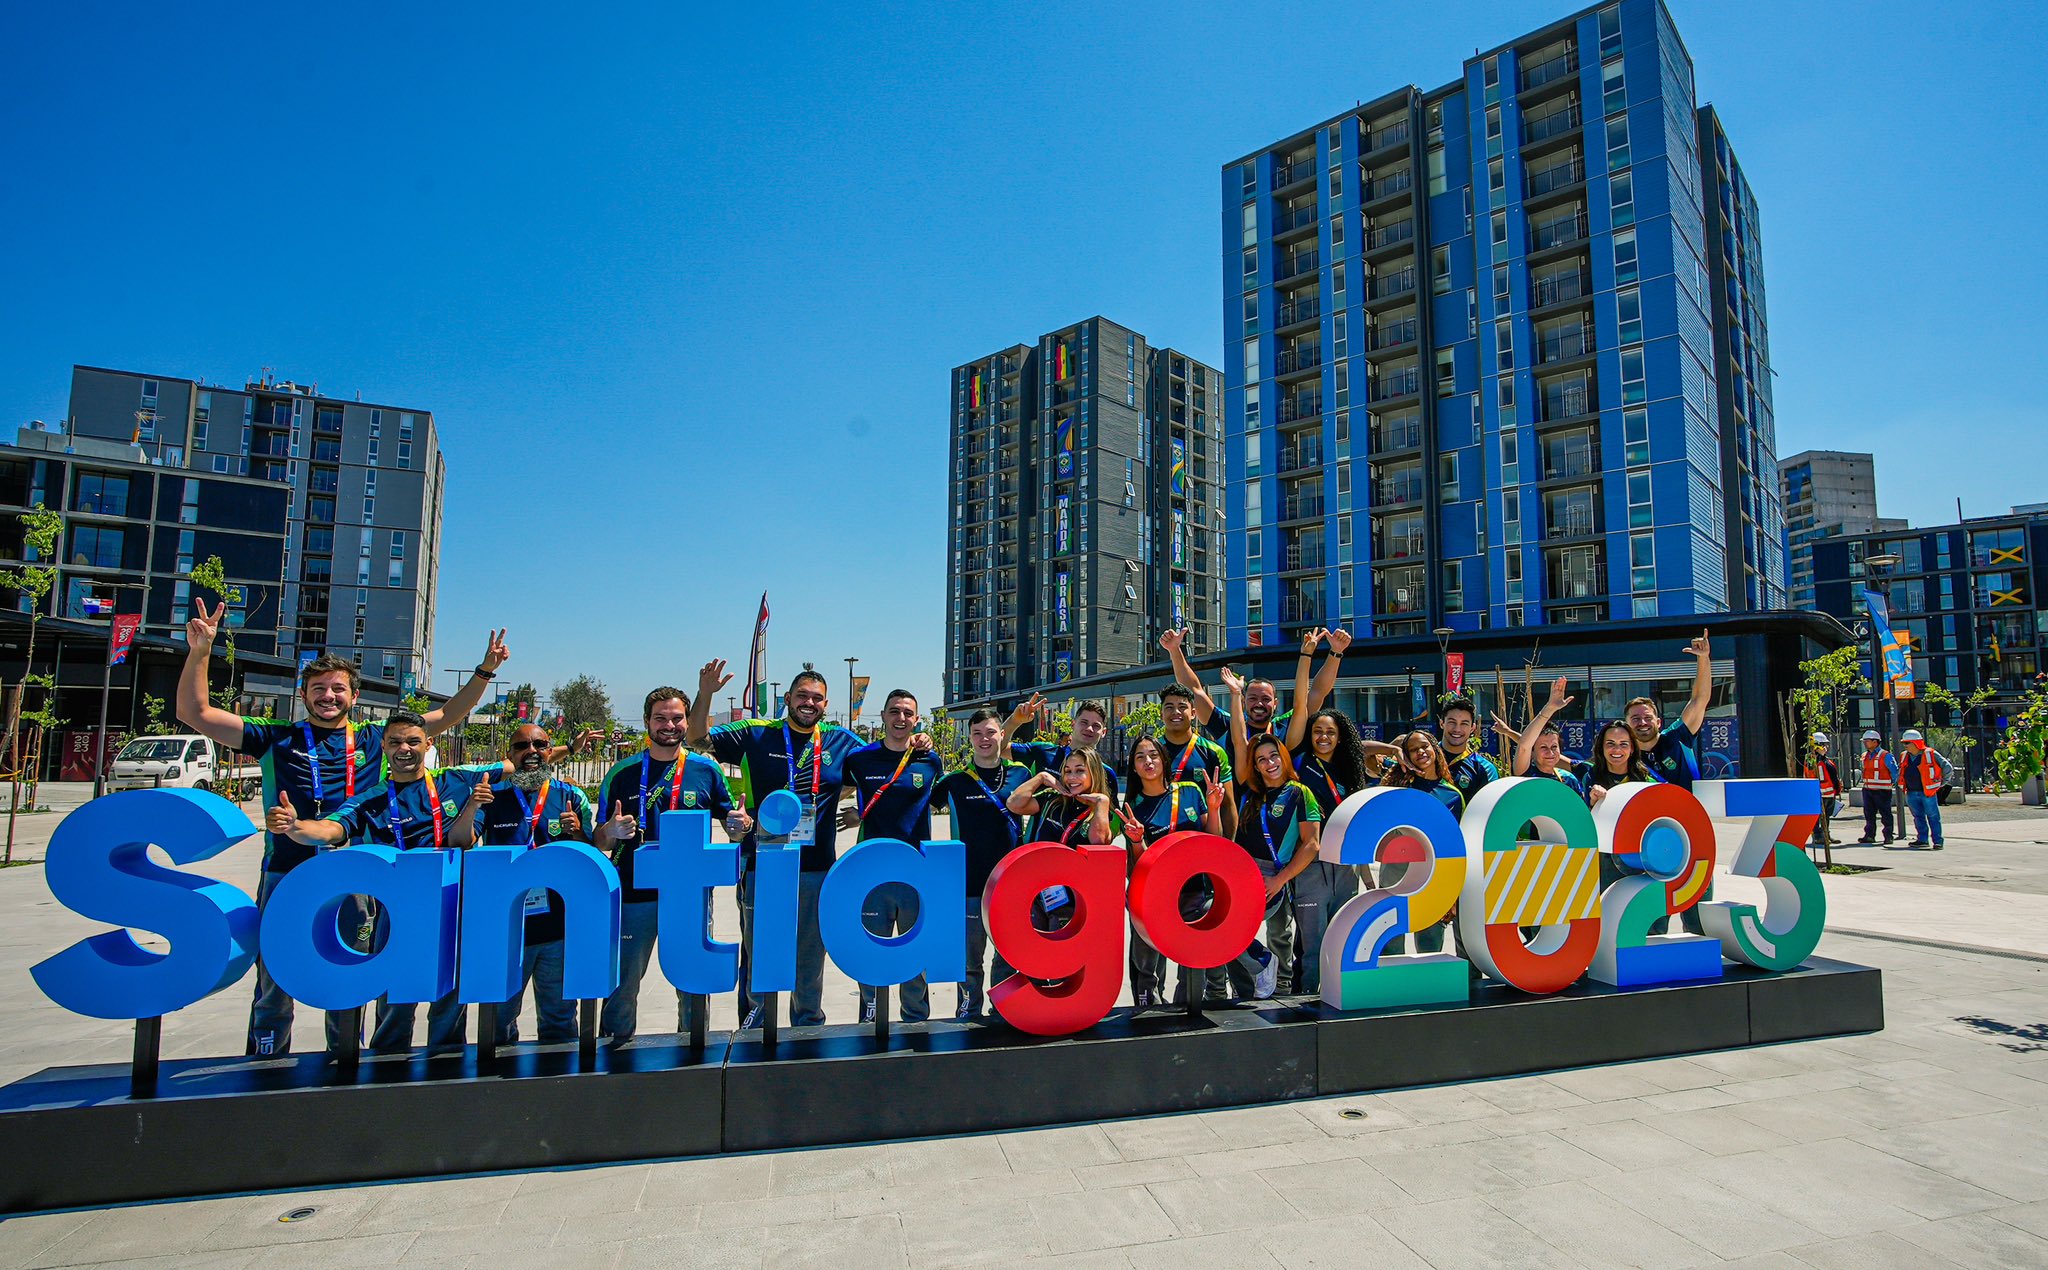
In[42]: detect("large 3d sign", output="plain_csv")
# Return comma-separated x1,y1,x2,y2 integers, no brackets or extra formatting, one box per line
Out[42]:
31,779,1827,1037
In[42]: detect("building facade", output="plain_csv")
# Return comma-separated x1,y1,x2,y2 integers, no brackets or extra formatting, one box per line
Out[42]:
1222,0,1785,650
1811,510,2048,767
1778,449,1904,611
64,366,446,689
946,320,1223,704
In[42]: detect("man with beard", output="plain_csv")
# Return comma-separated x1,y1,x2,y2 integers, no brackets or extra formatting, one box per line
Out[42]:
935,708,1030,1019
472,721,598,1044
1436,695,1499,809
842,689,947,1024
1004,695,1120,801
691,664,865,1027
1160,626,1350,744
265,709,496,1054
177,600,511,1056
1626,630,1715,933
593,686,749,1043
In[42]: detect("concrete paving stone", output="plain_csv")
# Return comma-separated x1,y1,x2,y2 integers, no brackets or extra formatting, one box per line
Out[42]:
398,1215,564,1263
1537,1065,1671,1103
1099,1115,1228,1162
1724,1092,1876,1143
35,1253,262,1270
509,1165,651,1218
1782,1230,1957,1269
769,1142,898,1196
1255,1156,1386,1220
1373,1195,1579,1269
694,1193,829,1232
346,1174,524,1235
1009,1252,1131,1269
0,1210,95,1265
1857,1057,1957,1081
1180,1143,1306,1177
1811,1076,2020,1131
1689,1149,1940,1239
1484,1179,1718,1269
1467,1095,1659,1137
1638,1104,1798,1155
1988,1198,2048,1238
441,1243,621,1270
1342,1119,1503,1156
1712,1255,1811,1270
1350,1141,1520,1205
1070,1158,1197,1189
1854,1111,2048,1203
1587,1164,1827,1259
1121,1229,1282,1269
998,1125,1123,1174
1771,1137,2011,1220
1479,1131,1620,1187
554,1207,701,1246
885,1135,1016,1189
26,1197,250,1267
640,1154,775,1208
612,1226,763,1269
1253,1213,1433,1270
1469,1075,1592,1115
1142,1172,1286,1237
833,1169,1082,1221
1690,1047,1815,1082
1183,1102,1326,1147
899,1197,1046,1267
1624,1056,1728,1092
758,1212,908,1270
1027,1187,1177,1256
1633,1085,1744,1114
1713,1069,1867,1105
1551,1119,1708,1171
1893,1210,2048,1268
1369,1083,1507,1126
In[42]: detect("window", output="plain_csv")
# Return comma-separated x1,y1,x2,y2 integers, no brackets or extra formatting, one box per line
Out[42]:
1630,531,1656,592
1493,264,1510,306
1622,406,1649,465
1435,348,1456,396
1500,430,1520,484
1439,453,1460,500
1442,560,1464,611
1620,348,1646,404
1245,385,1260,428
1491,210,1508,249
1627,471,1653,528
1242,294,1259,337
1331,263,1346,299
71,473,130,517
1506,549,1524,603
1503,489,1522,545
389,530,405,558
1427,146,1447,195
1599,6,1622,57
1329,212,1344,247
1486,106,1501,142
1616,288,1643,344
1613,229,1638,285
361,497,375,523
1606,117,1630,169
1495,322,1513,372
1245,481,1263,525
1488,157,1504,194
1602,61,1626,116
1241,201,1256,246
1246,528,1262,573
1611,171,1635,226
69,525,125,568
213,455,230,473
397,441,412,469
1432,246,1452,294
389,560,405,586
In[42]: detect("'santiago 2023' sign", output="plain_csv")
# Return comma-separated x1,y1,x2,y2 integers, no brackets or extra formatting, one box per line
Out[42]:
31,777,1824,1039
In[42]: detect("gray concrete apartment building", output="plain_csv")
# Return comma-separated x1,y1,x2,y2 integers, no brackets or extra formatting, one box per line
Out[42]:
1778,448,1904,611
64,365,446,688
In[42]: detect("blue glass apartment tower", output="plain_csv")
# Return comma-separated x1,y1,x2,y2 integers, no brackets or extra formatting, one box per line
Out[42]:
1222,0,1785,648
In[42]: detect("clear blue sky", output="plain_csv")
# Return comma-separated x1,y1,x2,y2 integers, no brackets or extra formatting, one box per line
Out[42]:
3,2,2042,716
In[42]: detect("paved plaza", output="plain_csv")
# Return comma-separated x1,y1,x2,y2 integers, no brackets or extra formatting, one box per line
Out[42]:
1,788,2046,1267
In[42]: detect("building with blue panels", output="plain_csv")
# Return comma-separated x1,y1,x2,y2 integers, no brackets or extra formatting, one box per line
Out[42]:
1221,0,1785,651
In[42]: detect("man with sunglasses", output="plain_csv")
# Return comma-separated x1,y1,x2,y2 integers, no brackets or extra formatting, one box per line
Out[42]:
691,663,866,1027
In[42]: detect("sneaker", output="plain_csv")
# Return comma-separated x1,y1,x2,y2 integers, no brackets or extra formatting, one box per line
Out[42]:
1908,840,1930,848
861,998,877,1024
740,1003,762,1030
1133,989,1153,1009
1854,837,1875,845
1252,947,1279,999
955,997,975,1021
1933,843,1944,850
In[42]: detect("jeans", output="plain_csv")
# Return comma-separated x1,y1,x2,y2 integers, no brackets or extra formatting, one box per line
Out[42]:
1861,788,1896,842
740,870,830,1026
247,869,370,1057
495,940,576,1044
1264,895,1297,994
1907,790,1944,845
360,905,467,1053
959,900,1017,1019
1225,861,1286,999
1291,861,1358,997
857,882,930,1023
602,898,705,1041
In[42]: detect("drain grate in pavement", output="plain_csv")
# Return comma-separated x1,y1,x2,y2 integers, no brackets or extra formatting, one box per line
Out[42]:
278,1207,319,1223
1337,1108,1367,1121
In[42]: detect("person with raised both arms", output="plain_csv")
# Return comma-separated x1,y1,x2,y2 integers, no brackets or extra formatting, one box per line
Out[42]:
1504,676,1589,800
264,709,496,1055
841,689,947,1025
1004,694,1120,802
1160,625,1349,746
593,685,748,1044
1156,683,1236,838
1375,731,1463,955
1219,668,1322,1000
1119,735,1226,1007
935,708,1031,1020
690,661,866,1028
178,599,511,1056
1280,705,1373,996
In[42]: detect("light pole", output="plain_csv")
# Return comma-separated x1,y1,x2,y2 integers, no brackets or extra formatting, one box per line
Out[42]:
1865,553,1902,750
844,656,859,729
90,581,152,799
769,681,781,720
1432,626,1455,702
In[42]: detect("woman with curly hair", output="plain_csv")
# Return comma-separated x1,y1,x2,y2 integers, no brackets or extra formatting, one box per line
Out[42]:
1282,707,1372,995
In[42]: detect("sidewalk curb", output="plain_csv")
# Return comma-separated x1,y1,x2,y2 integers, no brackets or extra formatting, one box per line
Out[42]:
1831,927,2048,966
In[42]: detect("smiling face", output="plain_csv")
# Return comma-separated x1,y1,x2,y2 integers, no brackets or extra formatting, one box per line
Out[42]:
645,696,688,753
969,716,1004,764
1059,752,1092,796
1160,694,1193,734
301,671,356,724
509,723,552,771
882,695,919,743
1401,733,1438,778
1625,701,1662,747
1071,707,1107,746
1439,706,1476,753
1533,729,1563,773
1253,740,1285,786
1311,715,1339,760
785,681,827,729
1243,681,1278,727
1600,724,1637,774
385,723,429,779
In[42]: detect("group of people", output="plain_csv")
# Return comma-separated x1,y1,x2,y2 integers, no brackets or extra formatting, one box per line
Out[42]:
178,597,1843,1054
1802,727,1952,850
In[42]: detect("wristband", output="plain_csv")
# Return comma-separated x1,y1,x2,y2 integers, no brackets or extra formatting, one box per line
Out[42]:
473,666,496,680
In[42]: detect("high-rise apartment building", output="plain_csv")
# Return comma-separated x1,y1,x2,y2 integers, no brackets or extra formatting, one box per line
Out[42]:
65,366,446,688
1778,449,1904,611
946,319,1223,705
1222,0,1785,648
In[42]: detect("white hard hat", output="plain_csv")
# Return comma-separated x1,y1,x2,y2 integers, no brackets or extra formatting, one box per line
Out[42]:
1810,731,1829,743
1862,730,1881,741
1901,728,1924,742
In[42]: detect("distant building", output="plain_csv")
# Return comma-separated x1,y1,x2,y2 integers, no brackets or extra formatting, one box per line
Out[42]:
1778,449,1905,610
946,320,1223,705
63,366,446,689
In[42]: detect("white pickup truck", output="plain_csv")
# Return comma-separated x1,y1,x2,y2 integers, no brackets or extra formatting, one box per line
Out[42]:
107,734,257,794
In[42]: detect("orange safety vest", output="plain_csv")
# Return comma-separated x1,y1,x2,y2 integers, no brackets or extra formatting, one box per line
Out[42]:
1805,760,1839,799
1861,750,1896,790
1906,748,1945,794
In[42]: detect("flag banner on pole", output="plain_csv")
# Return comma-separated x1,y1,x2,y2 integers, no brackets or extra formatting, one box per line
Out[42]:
1862,588,1915,697
82,596,113,617
742,592,771,717
108,614,141,666
1446,653,1466,695
849,676,871,725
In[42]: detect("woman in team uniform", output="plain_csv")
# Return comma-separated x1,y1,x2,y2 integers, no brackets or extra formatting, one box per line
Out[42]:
1119,736,1226,1007
1371,731,1464,955
1277,708,1370,995
1504,679,1588,800
1006,749,1119,938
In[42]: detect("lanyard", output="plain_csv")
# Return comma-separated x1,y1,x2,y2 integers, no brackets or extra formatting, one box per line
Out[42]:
969,763,1021,840
513,779,552,846
390,773,442,851
304,719,358,807
1061,807,1092,845
1259,792,1281,860
784,723,825,804
1171,737,1200,781
857,746,915,819
638,752,688,831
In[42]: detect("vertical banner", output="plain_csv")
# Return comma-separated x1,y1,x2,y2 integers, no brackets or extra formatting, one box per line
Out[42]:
849,676,871,726
1056,416,1075,479
1172,509,1185,567
1446,653,1465,695
1057,493,1071,555
1056,571,1071,634
1861,588,1914,700
108,614,142,666
743,592,771,717
1170,437,1186,497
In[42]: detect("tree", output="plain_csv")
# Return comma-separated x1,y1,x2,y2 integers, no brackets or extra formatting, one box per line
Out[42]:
140,693,173,736
1918,681,1997,786
1120,701,1163,746
2,505,62,849
1779,645,1866,776
551,674,612,734
1991,673,2048,795
925,711,968,771
188,556,243,712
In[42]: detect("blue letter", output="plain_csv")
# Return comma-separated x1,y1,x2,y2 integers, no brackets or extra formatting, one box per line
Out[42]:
637,808,739,994
818,838,967,988
459,843,621,1002
261,846,461,1010
746,789,805,994
32,790,258,1020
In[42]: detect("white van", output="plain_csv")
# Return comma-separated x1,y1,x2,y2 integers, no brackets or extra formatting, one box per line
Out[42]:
108,734,250,793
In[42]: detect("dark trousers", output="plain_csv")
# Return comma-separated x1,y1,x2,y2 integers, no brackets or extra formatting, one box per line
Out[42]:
1861,788,1896,842
960,900,1016,1018
1129,877,1224,1004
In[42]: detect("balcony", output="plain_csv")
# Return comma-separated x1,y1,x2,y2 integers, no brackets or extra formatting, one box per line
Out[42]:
1369,417,1424,454
1375,530,1427,560
1282,542,1327,572
1363,169,1413,205
1372,476,1426,507
1275,158,1316,189
1276,344,1323,377
1376,568,1427,615
1361,120,1411,156
1526,156,1585,199
1281,595,1329,625
1278,439,1324,473
1278,392,1323,425
1368,369,1421,403
1280,493,1326,522
1277,249,1320,282
1546,546,1605,599
1544,491,1600,540
1531,269,1592,311
1535,327,1595,365
1274,203,1319,236
1542,433,1599,481
1537,375,1595,424
1523,103,1582,148
1364,219,1416,255
1519,48,1579,93
1530,211,1589,254
1276,295,1322,330
1369,318,1418,353
1366,267,1417,305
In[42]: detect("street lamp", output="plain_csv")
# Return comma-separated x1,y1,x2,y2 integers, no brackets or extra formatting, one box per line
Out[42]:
769,681,781,720
1432,626,1455,703
1865,553,1902,750
845,656,860,730
89,581,152,799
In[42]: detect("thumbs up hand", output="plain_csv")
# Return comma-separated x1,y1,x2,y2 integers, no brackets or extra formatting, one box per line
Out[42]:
604,799,637,843
266,790,297,836
465,773,495,811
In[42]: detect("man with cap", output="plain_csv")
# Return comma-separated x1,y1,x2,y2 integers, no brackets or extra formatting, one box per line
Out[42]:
1900,729,1948,850
1802,732,1843,857
1855,729,1899,846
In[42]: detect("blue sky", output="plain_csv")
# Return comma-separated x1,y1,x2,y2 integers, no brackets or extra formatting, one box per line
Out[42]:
3,2,2042,716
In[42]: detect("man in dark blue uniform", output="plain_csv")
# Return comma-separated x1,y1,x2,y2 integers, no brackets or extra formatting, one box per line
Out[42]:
936,708,1031,1019
842,689,947,1023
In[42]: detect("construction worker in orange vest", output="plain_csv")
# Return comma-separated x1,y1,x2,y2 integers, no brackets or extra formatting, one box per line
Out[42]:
1854,728,1898,846
1803,731,1843,855
1900,728,1947,850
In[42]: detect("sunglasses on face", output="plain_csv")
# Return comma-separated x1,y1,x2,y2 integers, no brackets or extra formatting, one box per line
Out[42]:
511,738,552,753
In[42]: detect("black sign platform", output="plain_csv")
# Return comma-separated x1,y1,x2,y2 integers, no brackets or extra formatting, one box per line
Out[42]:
0,958,1881,1214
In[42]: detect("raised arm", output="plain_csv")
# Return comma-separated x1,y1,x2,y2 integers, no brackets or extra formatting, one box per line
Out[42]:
1285,628,1323,751
1004,692,1045,743
1220,667,1252,774
1162,628,1221,724
1511,676,1574,777
1680,631,1712,735
175,600,247,749
1306,628,1351,715
1006,771,1055,816
686,659,732,744
421,629,509,736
